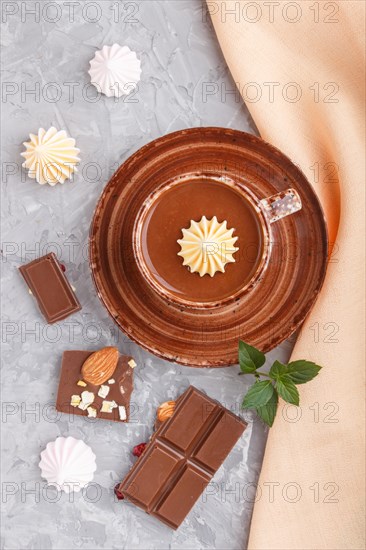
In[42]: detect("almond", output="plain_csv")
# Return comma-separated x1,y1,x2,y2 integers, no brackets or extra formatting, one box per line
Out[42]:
81,347,119,385
157,400,176,423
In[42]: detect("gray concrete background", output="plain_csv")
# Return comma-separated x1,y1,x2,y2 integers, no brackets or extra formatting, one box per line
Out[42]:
1,1,294,548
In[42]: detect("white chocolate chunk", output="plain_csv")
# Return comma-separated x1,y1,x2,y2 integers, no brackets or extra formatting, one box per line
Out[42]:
70,395,81,407
119,406,127,421
81,390,95,403
108,379,115,384
78,391,95,410
128,359,137,368
77,380,87,387
87,406,97,418
98,385,110,398
101,400,118,413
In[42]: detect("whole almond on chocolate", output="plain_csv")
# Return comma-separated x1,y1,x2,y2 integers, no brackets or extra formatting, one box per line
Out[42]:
157,400,176,423
81,347,119,386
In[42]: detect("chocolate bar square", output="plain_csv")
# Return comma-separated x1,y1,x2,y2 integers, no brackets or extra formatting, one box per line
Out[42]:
19,253,81,323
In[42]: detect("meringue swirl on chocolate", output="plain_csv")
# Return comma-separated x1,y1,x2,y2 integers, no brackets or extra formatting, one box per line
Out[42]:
177,216,239,277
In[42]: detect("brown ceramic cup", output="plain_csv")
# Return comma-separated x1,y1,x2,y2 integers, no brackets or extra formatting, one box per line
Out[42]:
89,128,327,366
133,175,302,309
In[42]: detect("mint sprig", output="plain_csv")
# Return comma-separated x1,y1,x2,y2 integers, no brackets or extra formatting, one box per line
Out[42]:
286,360,322,384
239,340,265,374
256,391,278,427
239,341,322,427
242,380,274,408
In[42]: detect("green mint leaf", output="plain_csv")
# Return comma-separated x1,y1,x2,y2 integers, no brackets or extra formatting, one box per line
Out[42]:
276,375,299,405
256,391,278,427
239,340,266,373
286,360,322,385
239,363,257,374
242,380,274,408
269,360,288,380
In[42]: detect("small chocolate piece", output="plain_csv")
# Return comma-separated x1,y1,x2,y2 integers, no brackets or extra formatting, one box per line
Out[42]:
19,253,81,324
118,386,246,529
56,350,134,422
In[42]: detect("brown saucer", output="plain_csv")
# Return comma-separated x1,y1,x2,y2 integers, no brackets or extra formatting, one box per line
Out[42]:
89,128,328,367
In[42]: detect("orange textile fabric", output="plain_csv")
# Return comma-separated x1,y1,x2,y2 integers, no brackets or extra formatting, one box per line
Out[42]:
207,1,365,548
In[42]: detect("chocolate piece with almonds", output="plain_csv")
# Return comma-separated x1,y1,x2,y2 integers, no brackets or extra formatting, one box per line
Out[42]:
56,349,135,422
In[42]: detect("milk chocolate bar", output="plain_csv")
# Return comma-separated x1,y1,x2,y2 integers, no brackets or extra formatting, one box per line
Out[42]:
118,386,246,529
56,350,135,422
19,253,81,323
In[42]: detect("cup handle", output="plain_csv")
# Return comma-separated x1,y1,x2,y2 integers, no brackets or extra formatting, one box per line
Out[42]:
260,188,302,224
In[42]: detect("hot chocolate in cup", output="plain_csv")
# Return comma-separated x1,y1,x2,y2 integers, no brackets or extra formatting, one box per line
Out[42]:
133,174,301,309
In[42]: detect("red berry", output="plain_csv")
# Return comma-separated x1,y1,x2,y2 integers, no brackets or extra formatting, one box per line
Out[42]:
60,263,66,272
114,484,124,500
132,442,147,457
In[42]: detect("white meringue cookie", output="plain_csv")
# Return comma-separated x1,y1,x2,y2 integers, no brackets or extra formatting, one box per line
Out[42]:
177,216,239,277
88,44,142,98
39,436,96,493
21,127,80,186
